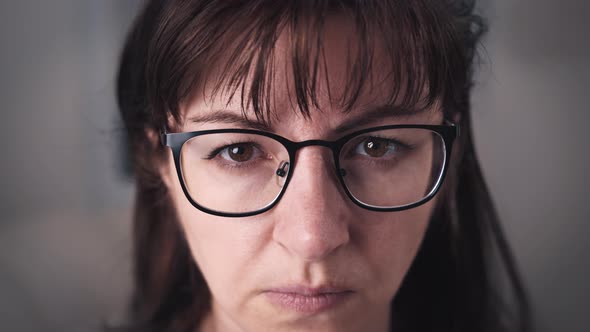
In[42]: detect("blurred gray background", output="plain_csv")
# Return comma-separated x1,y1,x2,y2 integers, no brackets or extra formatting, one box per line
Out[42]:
0,1,588,331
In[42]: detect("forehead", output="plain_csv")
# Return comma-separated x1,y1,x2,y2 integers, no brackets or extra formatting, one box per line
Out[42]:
190,18,394,111
175,11,442,134
149,1,456,131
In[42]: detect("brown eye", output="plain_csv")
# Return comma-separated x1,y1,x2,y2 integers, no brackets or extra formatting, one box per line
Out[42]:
362,137,392,157
226,144,254,162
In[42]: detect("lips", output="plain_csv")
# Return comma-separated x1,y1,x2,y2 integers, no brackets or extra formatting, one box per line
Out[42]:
263,285,354,314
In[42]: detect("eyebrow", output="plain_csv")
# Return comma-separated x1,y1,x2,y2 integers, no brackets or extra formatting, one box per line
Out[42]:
188,105,429,134
188,111,273,131
333,105,431,134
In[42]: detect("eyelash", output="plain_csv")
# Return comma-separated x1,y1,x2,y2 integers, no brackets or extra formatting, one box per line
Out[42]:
202,140,267,169
350,135,414,155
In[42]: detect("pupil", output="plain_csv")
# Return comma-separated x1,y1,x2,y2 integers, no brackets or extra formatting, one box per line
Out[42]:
364,138,387,157
228,145,252,161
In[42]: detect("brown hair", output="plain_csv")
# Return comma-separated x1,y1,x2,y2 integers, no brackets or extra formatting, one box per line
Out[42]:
116,1,531,331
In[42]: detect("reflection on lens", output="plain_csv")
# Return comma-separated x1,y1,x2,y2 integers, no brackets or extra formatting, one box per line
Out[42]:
339,128,445,208
180,133,289,214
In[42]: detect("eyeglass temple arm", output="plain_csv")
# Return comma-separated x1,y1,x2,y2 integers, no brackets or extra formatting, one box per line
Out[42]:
160,126,168,147
444,119,460,138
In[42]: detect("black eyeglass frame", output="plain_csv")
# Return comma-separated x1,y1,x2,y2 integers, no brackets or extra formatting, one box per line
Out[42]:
161,121,459,218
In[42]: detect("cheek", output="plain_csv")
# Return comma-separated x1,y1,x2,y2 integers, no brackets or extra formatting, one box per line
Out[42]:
175,200,248,273
170,183,271,305
164,155,256,274
358,201,432,299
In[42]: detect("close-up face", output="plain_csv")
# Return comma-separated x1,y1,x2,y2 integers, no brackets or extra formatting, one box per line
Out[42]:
160,17,444,332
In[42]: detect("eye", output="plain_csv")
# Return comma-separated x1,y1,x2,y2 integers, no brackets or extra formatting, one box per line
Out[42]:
218,143,260,162
354,137,398,158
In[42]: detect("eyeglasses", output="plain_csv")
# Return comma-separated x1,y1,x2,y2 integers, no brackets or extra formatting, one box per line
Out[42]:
161,121,458,217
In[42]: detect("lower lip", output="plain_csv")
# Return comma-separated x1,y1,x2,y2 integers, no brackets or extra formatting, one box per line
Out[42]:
264,291,353,314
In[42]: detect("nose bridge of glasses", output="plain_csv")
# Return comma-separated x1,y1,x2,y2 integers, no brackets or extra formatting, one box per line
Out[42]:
284,139,345,187
288,139,340,170
294,139,336,150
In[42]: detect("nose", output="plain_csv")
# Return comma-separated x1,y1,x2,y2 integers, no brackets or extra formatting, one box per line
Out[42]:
272,147,351,261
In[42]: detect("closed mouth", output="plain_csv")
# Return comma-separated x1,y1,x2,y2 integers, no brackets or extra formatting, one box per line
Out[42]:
263,286,354,314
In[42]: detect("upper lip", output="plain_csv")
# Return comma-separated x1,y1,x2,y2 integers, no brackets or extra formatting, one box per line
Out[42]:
264,284,353,296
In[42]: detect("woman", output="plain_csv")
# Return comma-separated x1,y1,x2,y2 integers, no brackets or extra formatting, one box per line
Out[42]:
116,0,531,331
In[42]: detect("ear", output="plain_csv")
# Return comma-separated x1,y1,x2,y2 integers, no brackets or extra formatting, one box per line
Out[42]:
451,110,462,125
145,127,176,190
145,126,165,149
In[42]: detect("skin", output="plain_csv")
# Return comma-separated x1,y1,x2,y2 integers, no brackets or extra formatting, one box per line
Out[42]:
159,17,443,332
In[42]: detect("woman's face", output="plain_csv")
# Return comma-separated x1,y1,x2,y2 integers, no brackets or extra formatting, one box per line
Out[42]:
160,18,442,332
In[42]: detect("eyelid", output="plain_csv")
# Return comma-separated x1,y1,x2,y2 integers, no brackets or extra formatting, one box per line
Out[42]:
366,135,414,149
343,134,414,157
203,140,263,160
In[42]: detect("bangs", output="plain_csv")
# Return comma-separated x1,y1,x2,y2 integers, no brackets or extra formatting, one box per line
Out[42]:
146,0,463,126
